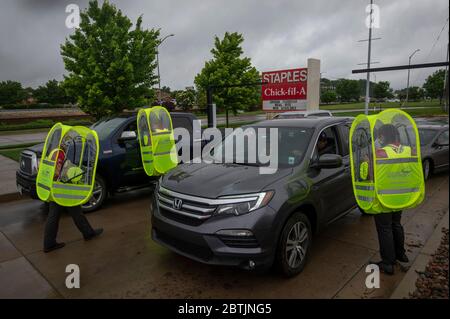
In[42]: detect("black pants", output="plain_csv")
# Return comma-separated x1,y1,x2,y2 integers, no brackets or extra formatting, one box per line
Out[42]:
374,212,406,265
44,202,95,249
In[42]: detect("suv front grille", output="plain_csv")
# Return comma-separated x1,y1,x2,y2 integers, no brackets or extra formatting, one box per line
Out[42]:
157,186,217,225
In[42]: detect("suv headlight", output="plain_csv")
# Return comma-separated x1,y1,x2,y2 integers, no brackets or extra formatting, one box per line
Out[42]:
214,191,274,216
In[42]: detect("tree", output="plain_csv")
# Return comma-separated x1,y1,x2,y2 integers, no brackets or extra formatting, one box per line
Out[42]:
34,79,75,104
60,0,159,119
320,90,336,104
194,32,260,116
0,80,27,105
423,69,446,104
373,81,393,100
176,89,196,111
336,79,360,102
408,86,425,101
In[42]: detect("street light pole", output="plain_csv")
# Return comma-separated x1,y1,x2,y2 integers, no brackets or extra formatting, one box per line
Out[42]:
404,49,420,107
156,33,175,103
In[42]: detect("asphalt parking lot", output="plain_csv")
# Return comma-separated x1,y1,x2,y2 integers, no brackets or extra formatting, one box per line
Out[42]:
0,172,448,299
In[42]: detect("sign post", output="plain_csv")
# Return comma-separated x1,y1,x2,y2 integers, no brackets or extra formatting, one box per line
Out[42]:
261,58,320,113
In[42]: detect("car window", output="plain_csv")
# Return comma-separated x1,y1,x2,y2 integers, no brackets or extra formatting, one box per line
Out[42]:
436,131,449,145
211,126,313,168
314,126,338,159
172,116,193,133
418,128,438,146
91,117,128,140
122,121,137,135
338,123,350,156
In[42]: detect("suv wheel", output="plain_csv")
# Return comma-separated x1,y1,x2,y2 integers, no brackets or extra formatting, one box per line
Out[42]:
82,175,107,213
276,212,312,277
422,159,432,181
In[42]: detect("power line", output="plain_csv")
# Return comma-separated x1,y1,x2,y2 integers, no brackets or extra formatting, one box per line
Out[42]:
410,17,449,86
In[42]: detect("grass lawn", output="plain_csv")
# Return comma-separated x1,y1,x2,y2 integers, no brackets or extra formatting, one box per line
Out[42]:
320,100,442,111
336,107,448,118
0,147,24,161
0,118,93,132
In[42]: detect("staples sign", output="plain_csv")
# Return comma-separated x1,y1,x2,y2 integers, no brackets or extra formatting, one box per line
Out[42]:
262,68,307,111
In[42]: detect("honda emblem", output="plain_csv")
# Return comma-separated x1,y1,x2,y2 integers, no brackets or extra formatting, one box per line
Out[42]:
173,198,183,210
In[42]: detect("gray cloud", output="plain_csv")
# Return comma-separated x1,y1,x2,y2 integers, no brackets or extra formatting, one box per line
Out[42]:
0,0,448,90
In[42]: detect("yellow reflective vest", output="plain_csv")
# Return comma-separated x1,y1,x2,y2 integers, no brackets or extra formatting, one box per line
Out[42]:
349,109,425,214
137,106,178,176
36,123,99,207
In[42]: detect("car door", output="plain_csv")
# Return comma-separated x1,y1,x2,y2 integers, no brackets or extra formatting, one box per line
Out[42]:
309,125,352,222
336,122,356,211
116,120,147,186
433,130,449,169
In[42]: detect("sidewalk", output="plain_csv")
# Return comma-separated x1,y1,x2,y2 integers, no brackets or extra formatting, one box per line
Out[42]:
0,155,20,202
0,131,47,148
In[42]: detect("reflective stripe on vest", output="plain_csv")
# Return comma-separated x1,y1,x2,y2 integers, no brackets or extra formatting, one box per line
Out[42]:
355,184,374,191
53,184,91,191
378,187,420,195
53,193,86,200
42,159,54,166
37,183,51,191
358,195,374,202
376,158,418,164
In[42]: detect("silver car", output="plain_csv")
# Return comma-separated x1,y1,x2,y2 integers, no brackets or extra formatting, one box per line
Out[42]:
273,110,332,119
418,122,449,180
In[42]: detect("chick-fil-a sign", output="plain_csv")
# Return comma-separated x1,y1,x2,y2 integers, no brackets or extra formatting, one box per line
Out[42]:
262,68,307,111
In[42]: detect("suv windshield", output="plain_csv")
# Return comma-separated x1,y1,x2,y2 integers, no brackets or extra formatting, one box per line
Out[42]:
211,126,313,168
91,117,129,140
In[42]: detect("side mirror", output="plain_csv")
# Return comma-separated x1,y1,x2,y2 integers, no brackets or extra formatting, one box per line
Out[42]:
313,154,343,169
119,131,137,142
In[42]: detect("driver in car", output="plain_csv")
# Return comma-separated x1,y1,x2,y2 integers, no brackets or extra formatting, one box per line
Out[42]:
317,131,334,156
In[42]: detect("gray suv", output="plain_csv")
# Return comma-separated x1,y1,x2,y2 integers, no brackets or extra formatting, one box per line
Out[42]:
151,117,356,276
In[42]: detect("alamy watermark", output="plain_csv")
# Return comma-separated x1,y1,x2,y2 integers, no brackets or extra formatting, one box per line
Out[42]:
174,122,279,175
365,4,380,29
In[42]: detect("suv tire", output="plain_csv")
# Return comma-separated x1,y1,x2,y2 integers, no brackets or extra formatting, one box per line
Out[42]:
82,175,107,213
276,212,312,277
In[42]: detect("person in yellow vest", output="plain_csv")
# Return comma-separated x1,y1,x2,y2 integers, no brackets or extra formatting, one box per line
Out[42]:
41,134,103,253
370,124,409,274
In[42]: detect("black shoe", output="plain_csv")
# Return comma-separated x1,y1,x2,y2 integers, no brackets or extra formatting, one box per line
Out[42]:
44,242,65,253
368,260,394,275
84,228,103,241
396,254,409,263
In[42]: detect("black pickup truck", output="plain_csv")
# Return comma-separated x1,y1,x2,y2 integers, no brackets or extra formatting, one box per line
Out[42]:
16,112,202,212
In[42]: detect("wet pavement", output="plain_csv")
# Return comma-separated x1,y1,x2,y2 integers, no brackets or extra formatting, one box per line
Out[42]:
0,172,448,299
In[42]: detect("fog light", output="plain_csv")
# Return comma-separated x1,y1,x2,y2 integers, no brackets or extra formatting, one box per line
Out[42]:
248,260,256,269
216,229,254,237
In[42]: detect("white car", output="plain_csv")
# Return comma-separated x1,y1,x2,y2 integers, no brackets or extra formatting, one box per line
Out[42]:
273,110,333,119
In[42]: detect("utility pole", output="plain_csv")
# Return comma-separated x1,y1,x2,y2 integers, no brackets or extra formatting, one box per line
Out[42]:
443,33,449,112
156,33,175,103
404,49,420,107
364,0,374,115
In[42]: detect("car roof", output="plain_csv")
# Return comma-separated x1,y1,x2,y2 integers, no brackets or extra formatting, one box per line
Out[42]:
418,123,449,130
253,116,352,128
99,111,195,120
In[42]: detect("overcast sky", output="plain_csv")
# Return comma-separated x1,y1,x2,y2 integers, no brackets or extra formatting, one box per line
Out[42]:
0,0,448,91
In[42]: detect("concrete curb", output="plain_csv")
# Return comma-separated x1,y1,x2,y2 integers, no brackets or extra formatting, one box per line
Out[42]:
0,192,22,204
390,210,449,299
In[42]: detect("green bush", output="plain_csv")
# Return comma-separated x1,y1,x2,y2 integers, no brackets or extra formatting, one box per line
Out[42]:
0,103,73,110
